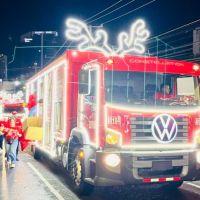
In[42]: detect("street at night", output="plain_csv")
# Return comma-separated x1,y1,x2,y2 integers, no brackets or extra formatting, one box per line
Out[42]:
1,0,200,199
1,151,200,200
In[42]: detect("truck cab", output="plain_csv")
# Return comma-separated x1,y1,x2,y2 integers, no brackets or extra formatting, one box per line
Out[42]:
77,54,200,189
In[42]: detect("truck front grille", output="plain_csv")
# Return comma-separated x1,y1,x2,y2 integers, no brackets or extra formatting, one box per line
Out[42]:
130,116,188,144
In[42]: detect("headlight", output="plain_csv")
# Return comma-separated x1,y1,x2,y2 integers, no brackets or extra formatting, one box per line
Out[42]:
104,154,120,167
105,129,122,146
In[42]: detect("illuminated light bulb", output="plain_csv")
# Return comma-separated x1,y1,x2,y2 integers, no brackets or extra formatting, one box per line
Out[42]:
107,59,114,65
193,64,200,71
72,51,78,57
79,151,84,159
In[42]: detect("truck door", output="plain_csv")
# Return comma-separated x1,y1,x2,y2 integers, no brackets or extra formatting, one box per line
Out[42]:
79,69,98,145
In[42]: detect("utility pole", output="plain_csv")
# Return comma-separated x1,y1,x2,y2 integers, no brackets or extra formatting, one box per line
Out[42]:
193,27,200,56
22,31,58,68
0,54,7,80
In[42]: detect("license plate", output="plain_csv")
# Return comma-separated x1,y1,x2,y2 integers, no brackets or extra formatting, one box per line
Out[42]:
152,161,172,171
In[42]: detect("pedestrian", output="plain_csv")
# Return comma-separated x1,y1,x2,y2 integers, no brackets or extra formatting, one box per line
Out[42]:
0,114,22,168
0,120,6,154
10,111,22,161
0,134,4,153
27,94,37,116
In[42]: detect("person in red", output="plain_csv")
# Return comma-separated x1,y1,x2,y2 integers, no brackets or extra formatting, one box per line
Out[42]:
27,94,37,116
155,84,174,100
0,112,23,168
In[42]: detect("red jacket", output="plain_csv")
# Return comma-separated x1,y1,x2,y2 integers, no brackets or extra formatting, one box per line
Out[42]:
0,119,22,140
155,92,174,100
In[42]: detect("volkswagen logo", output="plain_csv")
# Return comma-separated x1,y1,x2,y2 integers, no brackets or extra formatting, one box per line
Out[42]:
151,114,178,144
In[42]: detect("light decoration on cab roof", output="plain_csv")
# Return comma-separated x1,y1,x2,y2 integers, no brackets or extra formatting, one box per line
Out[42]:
65,18,150,56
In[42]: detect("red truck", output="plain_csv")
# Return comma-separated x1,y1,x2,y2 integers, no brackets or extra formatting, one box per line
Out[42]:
26,50,200,194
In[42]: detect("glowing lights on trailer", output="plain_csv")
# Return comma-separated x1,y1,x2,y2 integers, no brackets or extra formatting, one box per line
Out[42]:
26,60,68,152
105,103,200,114
65,18,149,56
95,66,100,147
196,151,200,164
193,64,200,71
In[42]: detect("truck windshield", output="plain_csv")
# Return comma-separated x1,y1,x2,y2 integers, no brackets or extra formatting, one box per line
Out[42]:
104,71,200,107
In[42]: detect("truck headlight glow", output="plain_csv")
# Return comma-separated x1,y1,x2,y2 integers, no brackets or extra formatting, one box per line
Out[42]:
104,154,120,167
105,129,122,145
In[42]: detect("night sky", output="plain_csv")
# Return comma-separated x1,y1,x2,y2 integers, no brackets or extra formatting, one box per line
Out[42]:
0,0,200,78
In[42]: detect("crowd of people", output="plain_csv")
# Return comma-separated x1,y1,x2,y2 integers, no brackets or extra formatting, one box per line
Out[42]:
0,94,37,168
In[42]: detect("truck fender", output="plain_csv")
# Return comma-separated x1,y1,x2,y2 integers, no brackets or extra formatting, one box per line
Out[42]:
66,128,95,178
70,127,91,145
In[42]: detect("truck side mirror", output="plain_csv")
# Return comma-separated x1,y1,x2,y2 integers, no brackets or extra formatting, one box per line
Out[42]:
79,69,90,94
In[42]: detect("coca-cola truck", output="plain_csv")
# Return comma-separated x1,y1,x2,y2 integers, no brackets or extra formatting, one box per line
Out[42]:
26,49,200,194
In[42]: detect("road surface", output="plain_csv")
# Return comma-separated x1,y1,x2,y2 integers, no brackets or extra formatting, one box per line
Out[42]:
1,151,200,200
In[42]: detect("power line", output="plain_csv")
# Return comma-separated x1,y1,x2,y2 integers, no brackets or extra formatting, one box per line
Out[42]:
85,0,124,22
149,18,200,40
102,0,157,25
88,0,137,24
50,1,128,63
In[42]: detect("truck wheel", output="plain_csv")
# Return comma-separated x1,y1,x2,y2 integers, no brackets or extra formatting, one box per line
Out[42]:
68,146,94,195
164,181,183,190
33,146,42,160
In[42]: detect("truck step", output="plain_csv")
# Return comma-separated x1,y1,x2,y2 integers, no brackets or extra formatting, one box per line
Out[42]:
90,159,96,163
85,178,95,185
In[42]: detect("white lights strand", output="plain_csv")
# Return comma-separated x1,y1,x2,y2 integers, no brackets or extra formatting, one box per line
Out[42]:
117,19,150,55
65,18,113,56
66,18,150,55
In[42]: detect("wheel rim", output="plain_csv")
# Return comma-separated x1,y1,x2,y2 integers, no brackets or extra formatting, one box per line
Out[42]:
72,154,82,186
62,152,67,168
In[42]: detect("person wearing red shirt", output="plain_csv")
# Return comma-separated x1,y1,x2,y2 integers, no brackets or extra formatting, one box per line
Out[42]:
0,115,22,168
155,84,173,100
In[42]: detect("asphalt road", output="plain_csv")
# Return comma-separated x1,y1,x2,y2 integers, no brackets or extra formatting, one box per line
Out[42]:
1,151,200,200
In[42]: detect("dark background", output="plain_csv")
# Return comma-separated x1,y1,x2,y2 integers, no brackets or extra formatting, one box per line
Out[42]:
0,0,200,78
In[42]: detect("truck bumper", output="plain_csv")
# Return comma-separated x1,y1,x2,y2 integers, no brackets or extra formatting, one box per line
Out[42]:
92,149,200,186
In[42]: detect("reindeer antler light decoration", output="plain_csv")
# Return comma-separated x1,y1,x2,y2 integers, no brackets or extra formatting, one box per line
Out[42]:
65,18,150,56
66,18,113,55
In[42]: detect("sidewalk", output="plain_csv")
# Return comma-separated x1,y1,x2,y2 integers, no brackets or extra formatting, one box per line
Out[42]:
0,151,57,200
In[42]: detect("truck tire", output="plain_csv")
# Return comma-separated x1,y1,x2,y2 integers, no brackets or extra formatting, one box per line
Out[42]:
33,146,42,160
68,146,94,195
164,181,183,190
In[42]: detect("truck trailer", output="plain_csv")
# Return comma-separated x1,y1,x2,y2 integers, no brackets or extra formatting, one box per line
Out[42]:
26,50,200,194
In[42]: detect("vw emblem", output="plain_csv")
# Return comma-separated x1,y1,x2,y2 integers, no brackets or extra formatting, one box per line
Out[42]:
151,114,178,144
